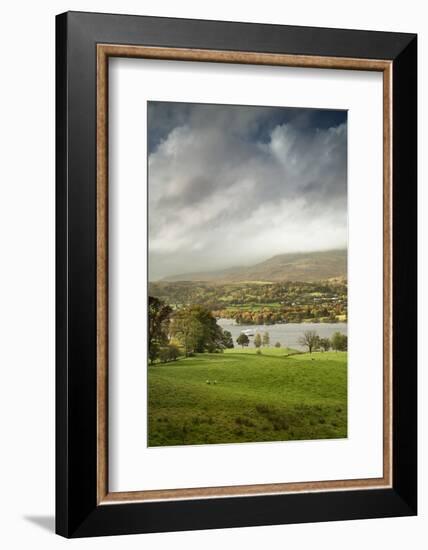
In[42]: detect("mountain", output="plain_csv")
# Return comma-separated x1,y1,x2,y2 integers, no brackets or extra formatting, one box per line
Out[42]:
162,249,347,283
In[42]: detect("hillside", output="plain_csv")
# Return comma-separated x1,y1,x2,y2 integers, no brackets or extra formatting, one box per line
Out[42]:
162,249,347,283
148,349,347,446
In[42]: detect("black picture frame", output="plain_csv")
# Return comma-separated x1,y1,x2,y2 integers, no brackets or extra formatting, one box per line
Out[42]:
56,11,417,538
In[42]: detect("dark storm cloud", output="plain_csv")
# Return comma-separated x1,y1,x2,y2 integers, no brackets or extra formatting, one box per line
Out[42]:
148,101,347,153
148,102,347,280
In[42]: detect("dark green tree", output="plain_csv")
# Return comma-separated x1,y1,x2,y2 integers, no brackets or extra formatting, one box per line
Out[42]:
331,332,347,352
166,342,181,361
158,347,170,363
319,337,331,352
148,296,172,364
222,330,234,349
262,331,270,347
236,333,250,348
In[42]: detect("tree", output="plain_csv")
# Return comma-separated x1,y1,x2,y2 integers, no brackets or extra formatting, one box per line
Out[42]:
319,337,331,352
262,331,270,347
331,332,347,352
170,308,204,357
237,333,250,348
170,305,225,356
167,342,181,361
298,330,320,354
275,341,281,348
158,347,170,363
158,343,181,363
254,333,262,348
222,330,234,349
148,296,172,364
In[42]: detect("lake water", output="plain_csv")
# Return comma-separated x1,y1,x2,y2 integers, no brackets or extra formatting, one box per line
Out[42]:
217,319,347,351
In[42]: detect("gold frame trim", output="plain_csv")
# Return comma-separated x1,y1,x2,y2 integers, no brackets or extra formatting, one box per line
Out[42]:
96,44,393,505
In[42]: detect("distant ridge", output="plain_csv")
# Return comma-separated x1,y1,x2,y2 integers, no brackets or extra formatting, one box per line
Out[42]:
161,249,347,283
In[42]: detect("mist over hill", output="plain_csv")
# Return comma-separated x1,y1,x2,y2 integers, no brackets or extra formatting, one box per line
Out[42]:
160,249,347,283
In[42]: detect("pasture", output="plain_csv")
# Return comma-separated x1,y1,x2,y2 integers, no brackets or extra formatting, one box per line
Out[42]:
148,348,347,446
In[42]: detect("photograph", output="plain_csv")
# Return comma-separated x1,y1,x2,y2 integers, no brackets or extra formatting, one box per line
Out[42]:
0,1,420,544
47,5,417,541
147,101,348,447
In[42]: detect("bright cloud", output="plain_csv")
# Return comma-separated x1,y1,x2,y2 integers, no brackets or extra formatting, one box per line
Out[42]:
148,102,347,280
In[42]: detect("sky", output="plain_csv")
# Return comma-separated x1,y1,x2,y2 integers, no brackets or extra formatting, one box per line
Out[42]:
148,101,347,281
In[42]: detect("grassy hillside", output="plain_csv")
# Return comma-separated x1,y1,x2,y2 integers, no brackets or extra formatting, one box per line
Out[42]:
148,348,347,446
162,249,347,283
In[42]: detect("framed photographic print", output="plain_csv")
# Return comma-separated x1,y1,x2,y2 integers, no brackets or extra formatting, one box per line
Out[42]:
56,11,417,538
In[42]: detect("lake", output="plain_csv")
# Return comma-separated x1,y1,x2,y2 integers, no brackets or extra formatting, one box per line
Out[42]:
217,319,347,351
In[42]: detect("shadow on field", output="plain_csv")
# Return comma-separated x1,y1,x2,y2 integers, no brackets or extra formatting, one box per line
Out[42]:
226,352,304,360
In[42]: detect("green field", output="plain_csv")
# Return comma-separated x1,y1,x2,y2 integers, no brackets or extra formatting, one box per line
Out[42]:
148,348,347,446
